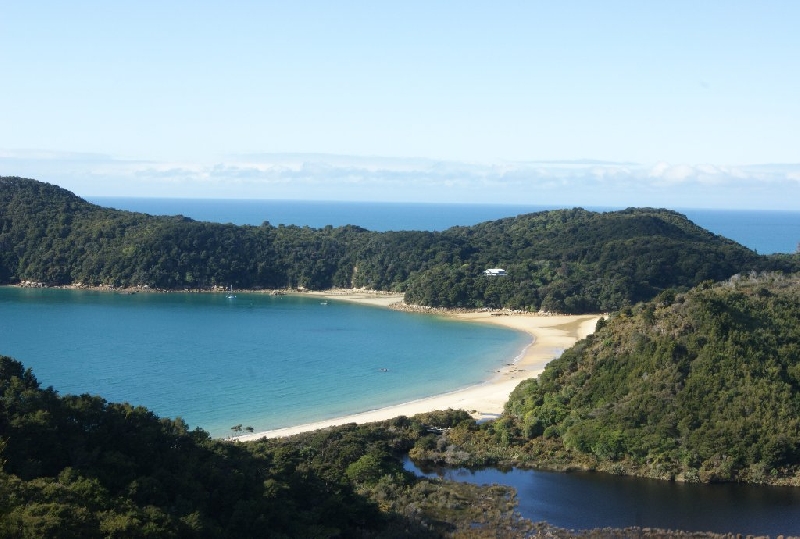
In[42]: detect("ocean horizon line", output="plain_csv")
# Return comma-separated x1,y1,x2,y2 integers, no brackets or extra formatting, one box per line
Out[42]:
85,197,800,255
90,194,800,213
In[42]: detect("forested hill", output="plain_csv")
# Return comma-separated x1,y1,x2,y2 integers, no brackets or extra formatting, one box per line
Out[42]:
1,176,796,313
498,273,800,483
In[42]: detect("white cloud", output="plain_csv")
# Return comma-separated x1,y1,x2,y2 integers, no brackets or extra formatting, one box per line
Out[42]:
2,149,800,209
648,163,696,183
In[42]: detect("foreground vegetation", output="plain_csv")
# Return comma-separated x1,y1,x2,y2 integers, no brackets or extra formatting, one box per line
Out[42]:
0,356,783,538
0,366,537,538
3,176,797,313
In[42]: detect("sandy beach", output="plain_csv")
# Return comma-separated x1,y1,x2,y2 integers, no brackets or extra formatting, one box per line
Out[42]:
233,290,601,441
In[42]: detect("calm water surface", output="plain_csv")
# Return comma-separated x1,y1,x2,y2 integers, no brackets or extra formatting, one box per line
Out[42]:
407,460,800,536
0,287,528,438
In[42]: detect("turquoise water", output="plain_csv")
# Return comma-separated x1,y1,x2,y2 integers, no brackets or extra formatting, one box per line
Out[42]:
0,287,529,438
5,200,798,436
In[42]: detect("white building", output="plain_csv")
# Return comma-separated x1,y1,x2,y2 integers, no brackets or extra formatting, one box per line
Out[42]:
483,268,507,276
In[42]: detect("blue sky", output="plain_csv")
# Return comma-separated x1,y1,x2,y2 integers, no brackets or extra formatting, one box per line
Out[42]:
1,2,799,208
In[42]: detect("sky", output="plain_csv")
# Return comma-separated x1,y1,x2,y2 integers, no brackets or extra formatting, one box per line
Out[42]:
1,1,799,209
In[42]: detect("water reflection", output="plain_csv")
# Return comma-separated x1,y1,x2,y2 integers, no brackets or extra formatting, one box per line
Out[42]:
405,459,800,536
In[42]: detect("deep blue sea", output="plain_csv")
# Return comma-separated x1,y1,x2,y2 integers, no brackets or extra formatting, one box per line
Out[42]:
88,197,800,254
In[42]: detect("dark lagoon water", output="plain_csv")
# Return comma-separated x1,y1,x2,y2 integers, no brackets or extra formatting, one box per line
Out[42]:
406,460,800,536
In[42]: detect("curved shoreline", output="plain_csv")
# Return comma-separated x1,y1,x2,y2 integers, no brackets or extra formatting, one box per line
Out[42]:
234,289,601,441
8,283,601,440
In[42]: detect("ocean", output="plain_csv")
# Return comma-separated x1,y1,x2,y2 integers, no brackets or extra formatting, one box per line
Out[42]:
88,197,800,255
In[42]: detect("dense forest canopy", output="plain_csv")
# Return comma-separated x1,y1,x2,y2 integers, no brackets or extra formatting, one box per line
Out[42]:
2,176,796,313
410,273,800,485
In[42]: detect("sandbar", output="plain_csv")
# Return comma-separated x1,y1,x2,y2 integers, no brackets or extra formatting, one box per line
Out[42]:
296,288,407,307
234,290,601,441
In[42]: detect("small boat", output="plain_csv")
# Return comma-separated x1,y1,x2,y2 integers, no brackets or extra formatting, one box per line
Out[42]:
320,300,328,305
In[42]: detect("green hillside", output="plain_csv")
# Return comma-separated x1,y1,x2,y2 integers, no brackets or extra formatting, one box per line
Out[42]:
412,274,800,484
3,176,795,313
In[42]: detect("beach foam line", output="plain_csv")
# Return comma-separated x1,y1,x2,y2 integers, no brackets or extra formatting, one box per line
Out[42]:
233,293,601,441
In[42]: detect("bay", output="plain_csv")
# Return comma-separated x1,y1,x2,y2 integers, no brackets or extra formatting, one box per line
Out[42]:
6,197,800,531
0,287,528,438
88,197,800,254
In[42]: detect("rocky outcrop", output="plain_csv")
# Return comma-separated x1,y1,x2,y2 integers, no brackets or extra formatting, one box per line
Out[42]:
19,280,46,288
